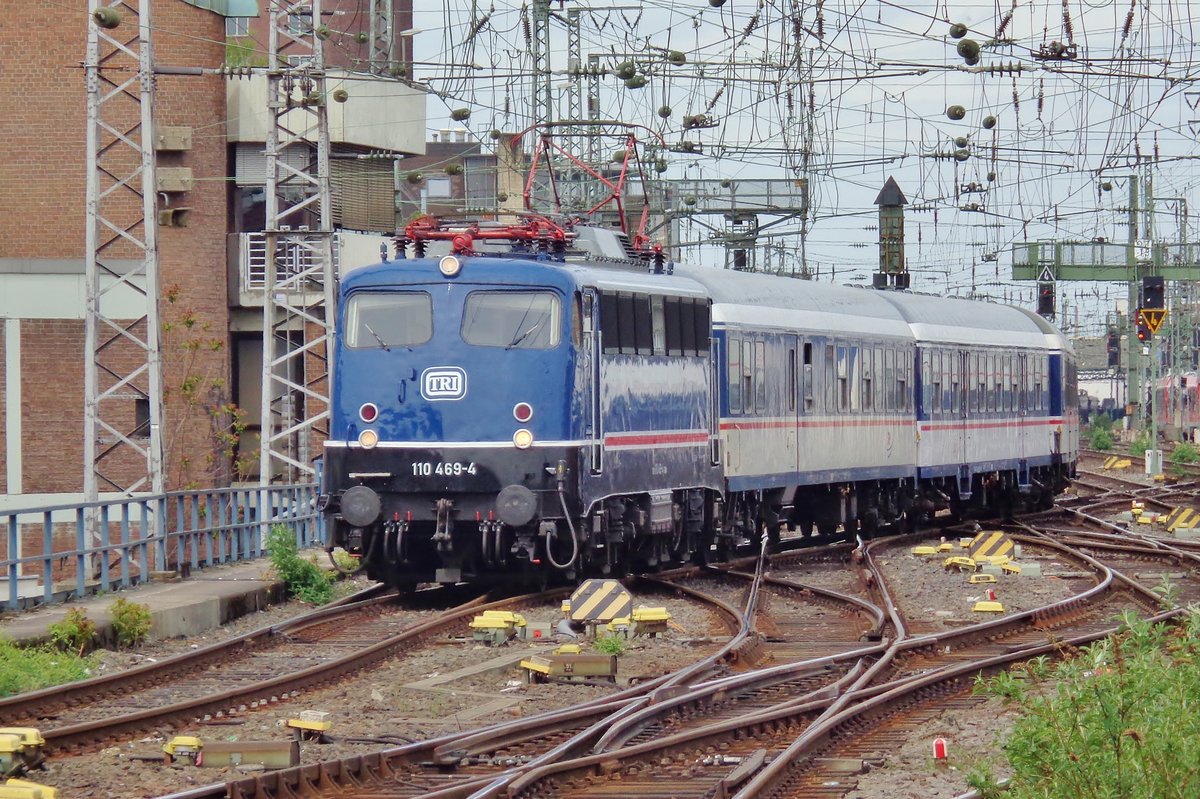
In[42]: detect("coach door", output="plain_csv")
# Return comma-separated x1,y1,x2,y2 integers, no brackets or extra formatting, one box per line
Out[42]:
785,335,801,477
958,349,972,498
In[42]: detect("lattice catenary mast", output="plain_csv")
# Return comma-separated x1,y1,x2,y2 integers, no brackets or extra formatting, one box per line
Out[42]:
83,0,166,501
259,0,336,485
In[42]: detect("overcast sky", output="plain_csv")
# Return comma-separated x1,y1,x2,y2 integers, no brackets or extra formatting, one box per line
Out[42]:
397,0,1200,333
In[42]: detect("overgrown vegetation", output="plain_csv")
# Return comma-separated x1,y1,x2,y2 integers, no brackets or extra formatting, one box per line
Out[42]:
1086,414,1115,451
0,638,95,697
47,608,97,656
225,37,267,68
1129,431,1152,457
1170,440,1200,465
594,636,626,656
161,284,255,489
267,524,334,605
970,609,1200,799
110,597,153,648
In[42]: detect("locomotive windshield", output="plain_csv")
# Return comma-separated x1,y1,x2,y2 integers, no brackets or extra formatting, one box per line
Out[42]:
344,291,433,348
461,290,561,349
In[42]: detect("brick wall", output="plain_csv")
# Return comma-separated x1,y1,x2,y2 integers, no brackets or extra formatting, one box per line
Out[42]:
0,2,232,493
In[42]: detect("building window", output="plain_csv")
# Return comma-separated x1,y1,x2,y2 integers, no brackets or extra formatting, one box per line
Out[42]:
426,177,452,198
226,17,251,37
288,12,312,34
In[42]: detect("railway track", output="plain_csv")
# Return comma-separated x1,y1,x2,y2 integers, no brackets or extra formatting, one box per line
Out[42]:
42,505,1200,799
2,585,518,755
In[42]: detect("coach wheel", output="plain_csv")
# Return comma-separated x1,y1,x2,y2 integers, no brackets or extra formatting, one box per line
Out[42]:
816,519,839,537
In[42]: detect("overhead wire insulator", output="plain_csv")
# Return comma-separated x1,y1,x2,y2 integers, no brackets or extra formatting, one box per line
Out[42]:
1062,0,1075,43
996,10,1013,38
92,7,121,28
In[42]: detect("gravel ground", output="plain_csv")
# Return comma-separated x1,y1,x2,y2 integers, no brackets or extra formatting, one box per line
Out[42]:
873,537,1090,632
22,510,1158,798
38,587,728,798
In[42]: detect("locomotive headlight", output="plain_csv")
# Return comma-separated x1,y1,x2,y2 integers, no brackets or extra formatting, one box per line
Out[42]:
358,429,379,449
513,428,534,449
438,255,462,277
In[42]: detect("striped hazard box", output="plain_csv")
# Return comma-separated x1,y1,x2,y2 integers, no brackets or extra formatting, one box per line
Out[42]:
1163,507,1200,533
968,531,1015,563
568,579,633,623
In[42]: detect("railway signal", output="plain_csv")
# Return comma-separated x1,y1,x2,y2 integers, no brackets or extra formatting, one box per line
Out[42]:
1136,310,1152,342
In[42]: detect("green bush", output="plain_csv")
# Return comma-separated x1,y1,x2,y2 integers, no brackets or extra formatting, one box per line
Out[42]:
48,607,97,656
110,597,152,648
972,610,1200,799
1171,441,1200,465
1086,425,1114,451
267,524,334,605
0,638,95,697
1130,432,1152,457
594,636,626,656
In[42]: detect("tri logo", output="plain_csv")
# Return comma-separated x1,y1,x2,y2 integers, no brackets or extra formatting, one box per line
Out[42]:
421,366,467,401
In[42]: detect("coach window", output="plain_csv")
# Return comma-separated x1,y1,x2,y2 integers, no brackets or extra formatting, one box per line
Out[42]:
836,346,849,412
825,344,836,413
755,341,767,412
728,335,743,413
994,354,1004,413
1010,356,1020,412
951,353,961,414
868,347,878,410
346,291,433,348
932,351,943,417
743,340,755,412
802,342,814,411
898,351,910,412
787,347,797,412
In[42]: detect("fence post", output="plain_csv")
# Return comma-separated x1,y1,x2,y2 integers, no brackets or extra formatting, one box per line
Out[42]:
7,516,19,611
42,510,53,605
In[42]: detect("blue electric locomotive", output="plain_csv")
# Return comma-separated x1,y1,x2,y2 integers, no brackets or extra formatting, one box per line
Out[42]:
320,216,1077,587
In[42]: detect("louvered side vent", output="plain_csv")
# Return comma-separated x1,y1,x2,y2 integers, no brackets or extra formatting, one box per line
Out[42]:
615,232,640,259
331,158,396,233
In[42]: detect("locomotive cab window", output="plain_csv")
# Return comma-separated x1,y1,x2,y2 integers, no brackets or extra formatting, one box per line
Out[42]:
462,290,561,349
345,291,433,348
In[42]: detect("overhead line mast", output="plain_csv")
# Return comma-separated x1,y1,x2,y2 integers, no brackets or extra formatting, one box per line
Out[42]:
259,1,336,486
83,1,166,501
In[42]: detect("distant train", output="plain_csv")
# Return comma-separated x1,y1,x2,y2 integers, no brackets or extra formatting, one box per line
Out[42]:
318,216,1078,588
1153,372,1200,442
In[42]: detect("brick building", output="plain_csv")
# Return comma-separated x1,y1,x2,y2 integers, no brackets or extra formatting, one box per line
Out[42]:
0,1,424,512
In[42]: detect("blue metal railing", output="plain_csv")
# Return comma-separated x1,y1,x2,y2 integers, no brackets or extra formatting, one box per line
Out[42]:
1,484,322,611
